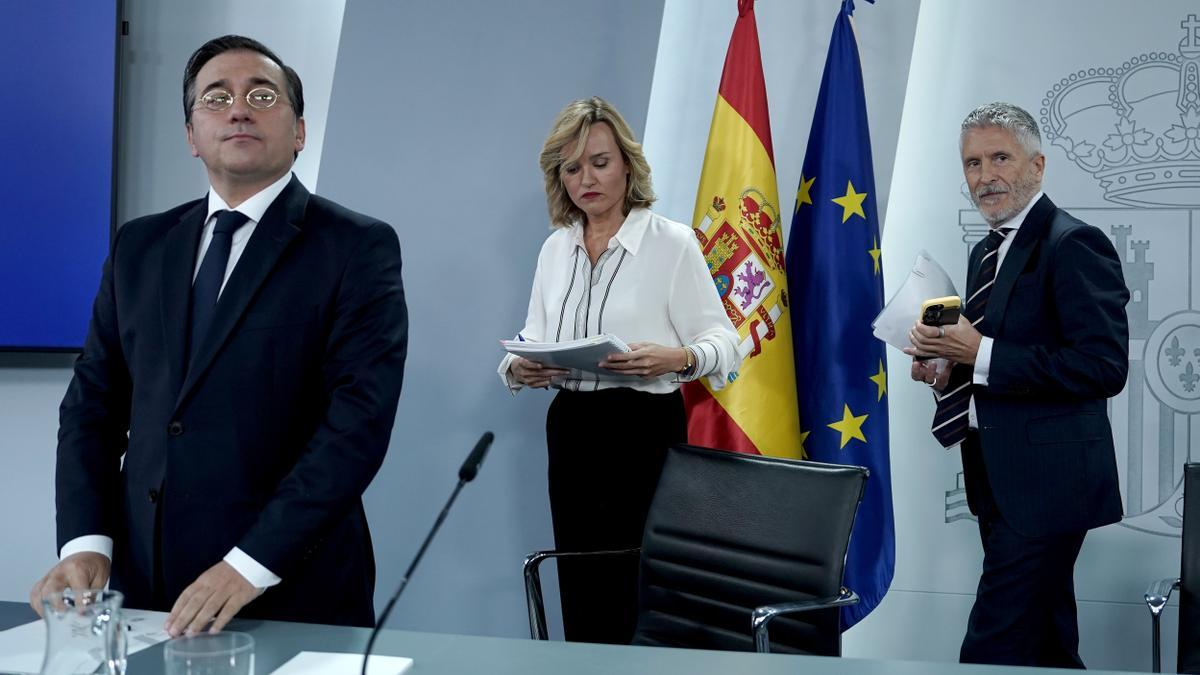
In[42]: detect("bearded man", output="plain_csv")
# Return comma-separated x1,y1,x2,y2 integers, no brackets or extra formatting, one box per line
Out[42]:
905,102,1129,668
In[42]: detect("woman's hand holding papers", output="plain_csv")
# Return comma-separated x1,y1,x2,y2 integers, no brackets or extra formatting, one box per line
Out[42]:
600,342,687,378
510,358,570,388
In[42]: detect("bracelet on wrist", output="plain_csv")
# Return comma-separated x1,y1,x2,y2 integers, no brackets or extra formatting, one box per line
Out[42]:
677,346,697,377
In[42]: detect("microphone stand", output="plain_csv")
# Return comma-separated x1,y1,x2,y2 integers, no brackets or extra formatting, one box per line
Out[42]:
360,431,494,675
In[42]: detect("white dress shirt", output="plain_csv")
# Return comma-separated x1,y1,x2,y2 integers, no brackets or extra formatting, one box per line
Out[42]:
498,208,742,394
58,173,296,591
968,191,1042,428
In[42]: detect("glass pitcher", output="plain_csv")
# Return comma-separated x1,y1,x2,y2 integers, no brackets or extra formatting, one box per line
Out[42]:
40,588,126,675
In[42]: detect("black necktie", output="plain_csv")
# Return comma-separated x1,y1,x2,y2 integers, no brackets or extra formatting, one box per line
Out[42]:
188,209,249,362
931,227,1013,448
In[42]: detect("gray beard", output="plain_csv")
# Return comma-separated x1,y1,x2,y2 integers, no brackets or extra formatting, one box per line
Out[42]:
972,173,1040,226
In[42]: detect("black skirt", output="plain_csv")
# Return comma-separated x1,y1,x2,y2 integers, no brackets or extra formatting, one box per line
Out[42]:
545,387,687,644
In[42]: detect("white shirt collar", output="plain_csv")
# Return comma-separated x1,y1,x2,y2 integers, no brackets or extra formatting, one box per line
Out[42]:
993,190,1043,233
205,171,294,224
569,207,653,256
613,207,652,255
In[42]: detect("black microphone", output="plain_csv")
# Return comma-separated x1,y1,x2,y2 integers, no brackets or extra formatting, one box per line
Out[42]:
361,431,495,675
458,431,494,482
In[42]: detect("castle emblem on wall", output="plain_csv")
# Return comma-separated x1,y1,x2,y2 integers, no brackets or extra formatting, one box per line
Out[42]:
946,14,1200,537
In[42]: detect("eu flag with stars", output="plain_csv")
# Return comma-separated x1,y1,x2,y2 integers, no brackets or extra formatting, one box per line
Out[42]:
786,0,893,630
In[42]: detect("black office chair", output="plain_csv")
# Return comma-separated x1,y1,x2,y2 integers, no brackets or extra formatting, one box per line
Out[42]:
524,443,868,654
1146,462,1200,673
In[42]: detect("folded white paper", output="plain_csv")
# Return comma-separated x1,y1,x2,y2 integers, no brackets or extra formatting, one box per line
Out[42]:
872,250,959,351
271,651,414,675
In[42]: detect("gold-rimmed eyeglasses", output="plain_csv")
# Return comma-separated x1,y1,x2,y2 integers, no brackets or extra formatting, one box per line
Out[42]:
193,87,288,112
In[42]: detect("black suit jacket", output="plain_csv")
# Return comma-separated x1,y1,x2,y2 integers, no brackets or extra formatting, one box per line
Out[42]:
55,175,407,626
965,194,1128,538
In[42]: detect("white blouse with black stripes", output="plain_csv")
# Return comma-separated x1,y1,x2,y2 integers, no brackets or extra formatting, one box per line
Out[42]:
498,208,743,394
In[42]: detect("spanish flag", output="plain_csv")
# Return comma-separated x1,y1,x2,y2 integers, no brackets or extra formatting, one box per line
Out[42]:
684,0,802,459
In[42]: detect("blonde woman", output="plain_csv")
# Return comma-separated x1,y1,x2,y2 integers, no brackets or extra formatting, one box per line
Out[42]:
498,97,740,644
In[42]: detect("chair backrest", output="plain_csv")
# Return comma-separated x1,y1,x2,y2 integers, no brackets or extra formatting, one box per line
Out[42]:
1180,463,1200,673
631,443,867,654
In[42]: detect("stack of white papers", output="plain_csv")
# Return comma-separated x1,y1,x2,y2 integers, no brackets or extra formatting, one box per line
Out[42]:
872,250,960,351
501,333,640,381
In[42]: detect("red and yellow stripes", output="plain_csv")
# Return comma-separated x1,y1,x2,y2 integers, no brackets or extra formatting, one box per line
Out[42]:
684,0,802,459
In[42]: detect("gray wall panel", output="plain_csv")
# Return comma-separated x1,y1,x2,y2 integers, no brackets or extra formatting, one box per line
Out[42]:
320,0,664,637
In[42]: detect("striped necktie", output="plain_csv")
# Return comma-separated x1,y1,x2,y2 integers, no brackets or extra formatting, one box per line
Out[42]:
930,226,1013,448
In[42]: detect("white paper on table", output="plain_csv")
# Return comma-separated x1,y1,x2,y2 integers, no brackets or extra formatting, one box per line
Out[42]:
0,608,171,674
871,249,960,351
271,652,414,675
122,609,172,652
0,632,47,675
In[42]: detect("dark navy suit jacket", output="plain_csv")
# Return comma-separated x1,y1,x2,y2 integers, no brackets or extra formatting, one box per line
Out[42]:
966,194,1128,538
55,175,408,626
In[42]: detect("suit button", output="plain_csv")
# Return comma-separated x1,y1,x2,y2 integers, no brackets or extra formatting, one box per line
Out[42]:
148,488,159,504
167,421,184,436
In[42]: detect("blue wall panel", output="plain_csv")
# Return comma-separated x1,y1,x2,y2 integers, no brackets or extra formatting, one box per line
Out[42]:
0,1,118,350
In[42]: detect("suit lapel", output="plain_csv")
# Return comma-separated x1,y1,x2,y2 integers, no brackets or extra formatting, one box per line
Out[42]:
984,194,1054,330
161,200,208,399
175,176,308,410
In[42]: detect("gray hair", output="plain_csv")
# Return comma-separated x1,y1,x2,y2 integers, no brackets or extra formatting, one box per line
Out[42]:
960,102,1041,157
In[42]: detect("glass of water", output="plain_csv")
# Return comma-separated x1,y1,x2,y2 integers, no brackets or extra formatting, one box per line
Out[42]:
164,632,254,675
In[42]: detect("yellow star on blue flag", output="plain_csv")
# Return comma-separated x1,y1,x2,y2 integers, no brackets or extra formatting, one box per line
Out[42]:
832,180,868,223
795,174,815,212
827,404,868,448
870,359,887,400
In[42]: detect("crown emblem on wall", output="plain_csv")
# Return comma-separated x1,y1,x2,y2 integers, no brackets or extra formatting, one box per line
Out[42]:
1041,14,1200,207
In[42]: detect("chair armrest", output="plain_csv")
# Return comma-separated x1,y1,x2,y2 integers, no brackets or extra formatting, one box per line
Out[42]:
1146,577,1180,616
751,587,859,653
1146,577,1181,673
523,548,640,640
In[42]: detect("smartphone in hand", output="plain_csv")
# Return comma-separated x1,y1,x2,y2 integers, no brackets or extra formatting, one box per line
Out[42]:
920,295,961,327
915,296,961,361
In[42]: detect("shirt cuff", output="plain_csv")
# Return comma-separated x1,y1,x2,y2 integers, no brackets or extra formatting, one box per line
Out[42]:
693,342,718,379
497,353,522,394
973,336,994,386
224,547,281,589
60,535,113,561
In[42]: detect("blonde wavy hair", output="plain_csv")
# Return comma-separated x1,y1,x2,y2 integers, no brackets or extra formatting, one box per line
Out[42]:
539,96,655,228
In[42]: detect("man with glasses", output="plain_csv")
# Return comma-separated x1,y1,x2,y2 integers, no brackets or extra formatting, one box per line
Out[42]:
30,35,408,635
